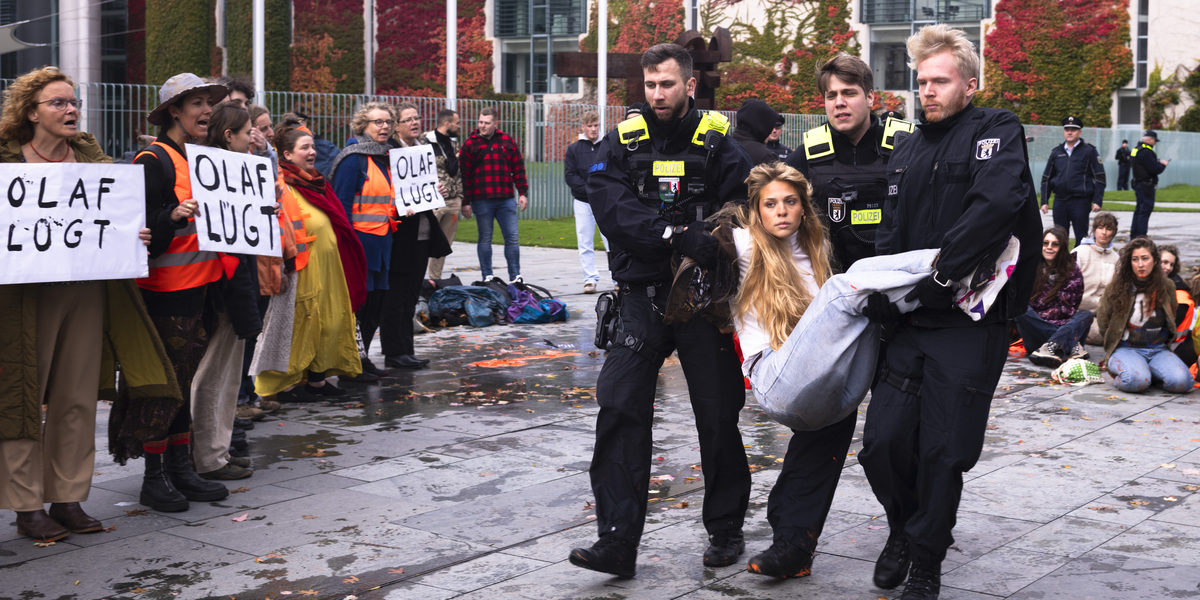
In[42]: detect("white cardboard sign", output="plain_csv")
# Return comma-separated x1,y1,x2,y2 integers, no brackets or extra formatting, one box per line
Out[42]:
0,162,148,284
389,145,445,214
186,143,281,257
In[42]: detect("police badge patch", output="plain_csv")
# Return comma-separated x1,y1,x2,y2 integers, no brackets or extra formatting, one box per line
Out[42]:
828,197,845,222
975,138,1000,160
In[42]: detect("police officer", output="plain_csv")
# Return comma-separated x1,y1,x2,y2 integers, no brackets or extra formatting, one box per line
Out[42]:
859,25,1041,600
1115,139,1132,191
1130,129,1169,239
766,119,792,161
568,43,754,578
1039,115,1105,246
736,53,913,580
787,53,913,273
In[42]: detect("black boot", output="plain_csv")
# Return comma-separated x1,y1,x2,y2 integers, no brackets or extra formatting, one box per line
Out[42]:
164,444,229,502
874,531,911,589
747,540,813,578
900,561,941,600
703,529,745,567
140,453,189,512
568,535,638,578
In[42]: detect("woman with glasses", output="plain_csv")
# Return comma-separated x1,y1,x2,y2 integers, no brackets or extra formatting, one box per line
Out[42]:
1018,226,1094,368
0,67,171,541
329,102,398,381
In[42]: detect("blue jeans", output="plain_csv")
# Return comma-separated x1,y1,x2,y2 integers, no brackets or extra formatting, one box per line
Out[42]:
574,199,609,284
1108,345,1193,393
1131,182,1155,239
472,197,520,279
1014,308,1093,356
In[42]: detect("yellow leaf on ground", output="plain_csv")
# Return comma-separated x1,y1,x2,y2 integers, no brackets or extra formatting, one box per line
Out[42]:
342,576,359,584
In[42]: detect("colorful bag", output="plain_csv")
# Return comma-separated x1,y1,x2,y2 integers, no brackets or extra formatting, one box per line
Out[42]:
507,284,567,324
1051,358,1103,386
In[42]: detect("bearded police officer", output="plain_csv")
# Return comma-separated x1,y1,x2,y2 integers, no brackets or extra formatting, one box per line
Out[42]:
859,25,1041,600
1039,115,1105,246
568,43,754,578
735,53,915,580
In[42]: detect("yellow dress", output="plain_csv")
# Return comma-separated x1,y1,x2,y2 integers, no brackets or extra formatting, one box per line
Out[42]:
255,187,361,396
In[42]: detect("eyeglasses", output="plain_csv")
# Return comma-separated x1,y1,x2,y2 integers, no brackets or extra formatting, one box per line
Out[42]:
369,119,395,128
399,116,419,124
39,98,82,111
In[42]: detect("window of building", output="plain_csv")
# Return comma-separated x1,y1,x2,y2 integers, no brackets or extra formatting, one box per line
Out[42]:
1117,91,1141,125
1135,0,1148,89
861,0,988,24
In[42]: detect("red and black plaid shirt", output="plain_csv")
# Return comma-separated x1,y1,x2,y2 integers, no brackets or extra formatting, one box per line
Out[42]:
458,128,528,204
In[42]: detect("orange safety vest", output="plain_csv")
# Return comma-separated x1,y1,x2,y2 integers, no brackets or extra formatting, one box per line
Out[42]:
279,183,315,271
351,156,396,235
1175,288,1195,343
135,142,226,292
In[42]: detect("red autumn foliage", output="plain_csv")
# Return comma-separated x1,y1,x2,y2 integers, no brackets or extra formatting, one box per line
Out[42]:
374,0,494,98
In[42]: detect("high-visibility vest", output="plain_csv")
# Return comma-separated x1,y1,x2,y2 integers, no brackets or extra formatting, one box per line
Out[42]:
279,182,315,271
350,156,396,235
135,142,226,292
1175,288,1195,344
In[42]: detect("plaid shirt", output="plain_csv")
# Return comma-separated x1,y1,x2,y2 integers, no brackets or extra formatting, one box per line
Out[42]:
458,128,528,204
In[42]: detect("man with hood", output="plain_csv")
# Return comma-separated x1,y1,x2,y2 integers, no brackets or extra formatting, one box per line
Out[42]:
731,99,783,165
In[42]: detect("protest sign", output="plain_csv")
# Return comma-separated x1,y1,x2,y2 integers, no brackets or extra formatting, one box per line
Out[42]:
186,144,281,257
390,145,445,214
0,163,148,285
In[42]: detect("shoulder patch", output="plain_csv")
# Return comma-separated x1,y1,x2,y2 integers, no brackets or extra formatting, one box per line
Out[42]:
975,138,1000,160
589,162,607,173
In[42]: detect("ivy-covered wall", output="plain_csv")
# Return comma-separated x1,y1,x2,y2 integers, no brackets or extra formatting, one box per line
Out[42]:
374,0,493,97
291,0,364,94
126,0,146,84
222,0,290,90
146,0,214,85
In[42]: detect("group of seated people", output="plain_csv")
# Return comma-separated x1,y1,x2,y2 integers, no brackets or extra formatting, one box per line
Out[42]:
1018,211,1196,394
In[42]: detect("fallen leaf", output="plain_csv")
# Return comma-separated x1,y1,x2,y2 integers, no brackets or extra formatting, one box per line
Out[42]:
669,502,689,508
480,472,496,477
232,513,249,522
1086,506,1117,513
1128,500,1150,507
126,509,148,516
1161,464,1177,469
867,524,887,530
34,541,56,547
1185,485,1199,492
131,588,147,594
230,486,250,493
388,568,405,574
1063,465,1072,469
1164,496,1178,502
103,525,117,532
342,576,359,583
1180,468,1200,476
583,501,593,510
302,515,318,519
298,591,319,597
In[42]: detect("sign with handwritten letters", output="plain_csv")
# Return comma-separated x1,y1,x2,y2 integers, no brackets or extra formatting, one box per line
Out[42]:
0,163,147,284
389,145,445,214
186,144,281,257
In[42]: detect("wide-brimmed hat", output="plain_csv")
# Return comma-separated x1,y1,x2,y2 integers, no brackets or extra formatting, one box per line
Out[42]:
148,73,228,127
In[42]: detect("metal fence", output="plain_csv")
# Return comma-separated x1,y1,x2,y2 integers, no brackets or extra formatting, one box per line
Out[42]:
4,78,1198,218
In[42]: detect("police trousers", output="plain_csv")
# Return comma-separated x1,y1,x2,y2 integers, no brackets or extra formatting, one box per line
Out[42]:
859,319,1008,564
590,285,751,543
765,411,857,554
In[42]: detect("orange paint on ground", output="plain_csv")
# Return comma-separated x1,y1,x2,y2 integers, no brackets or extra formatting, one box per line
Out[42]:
469,351,581,368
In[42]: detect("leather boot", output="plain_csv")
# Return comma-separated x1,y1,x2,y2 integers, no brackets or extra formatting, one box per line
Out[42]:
48,502,102,533
165,444,229,502
568,535,638,578
15,509,69,542
140,453,189,513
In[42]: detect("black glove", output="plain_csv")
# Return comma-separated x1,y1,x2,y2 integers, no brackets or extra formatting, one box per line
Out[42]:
672,225,720,269
863,291,901,324
903,274,956,310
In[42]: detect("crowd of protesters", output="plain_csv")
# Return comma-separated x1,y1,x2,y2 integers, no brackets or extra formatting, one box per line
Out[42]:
0,24,1194,600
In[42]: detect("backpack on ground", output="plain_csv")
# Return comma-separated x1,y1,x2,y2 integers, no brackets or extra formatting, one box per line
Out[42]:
506,283,568,324
428,285,509,327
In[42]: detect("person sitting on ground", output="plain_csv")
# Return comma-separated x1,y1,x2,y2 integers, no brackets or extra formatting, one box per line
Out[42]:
251,122,367,403
1073,212,1120,344
1020,227,1094,368
1159,245,1198,369
1097,237,1193,394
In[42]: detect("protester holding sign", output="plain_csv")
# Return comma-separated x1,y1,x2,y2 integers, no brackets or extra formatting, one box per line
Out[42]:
329,103,398,381
381,103,451,370
189,101,265,481
251,123,365,404
0,67,178,543
133,73,235,512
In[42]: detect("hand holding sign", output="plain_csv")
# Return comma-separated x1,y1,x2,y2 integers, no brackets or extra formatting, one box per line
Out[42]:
186,144,281,257
389,146,445,214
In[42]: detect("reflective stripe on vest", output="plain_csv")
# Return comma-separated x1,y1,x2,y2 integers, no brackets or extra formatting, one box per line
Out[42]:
351,157,396,235
881,116,915,151
280,184,314,271
1175,289,1195,344
135,141,225,292
803,125,835,161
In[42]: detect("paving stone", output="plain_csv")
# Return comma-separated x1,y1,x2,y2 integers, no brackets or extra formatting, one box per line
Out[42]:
944,546,1072,597
1094,519,1200,566
1006,550,1200,599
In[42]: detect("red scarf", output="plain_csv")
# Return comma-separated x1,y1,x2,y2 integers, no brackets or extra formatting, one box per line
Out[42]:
280,162,367,311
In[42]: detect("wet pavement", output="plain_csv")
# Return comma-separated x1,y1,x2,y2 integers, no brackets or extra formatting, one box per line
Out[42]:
5,213,1200,600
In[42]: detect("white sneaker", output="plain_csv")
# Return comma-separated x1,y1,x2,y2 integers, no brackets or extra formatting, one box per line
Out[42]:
1068,343,1090,361
483,275,496,282
584,283,597,294
512,275,524,285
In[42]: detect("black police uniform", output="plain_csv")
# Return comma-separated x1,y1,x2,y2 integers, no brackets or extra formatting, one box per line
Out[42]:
585,98,754,545
1115,144,1132,190
1039,125,1105,246
862,102,1041,566
767,139,792,162
752,114,912,558
1130,138,1167,239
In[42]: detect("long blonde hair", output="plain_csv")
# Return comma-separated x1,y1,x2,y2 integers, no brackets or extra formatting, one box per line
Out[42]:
734,163,832,350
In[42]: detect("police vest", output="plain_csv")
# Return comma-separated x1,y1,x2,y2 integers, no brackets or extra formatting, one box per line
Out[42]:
135,142,227,293
280,182,316,271
802,117,913,269
1130,142,1154,184
351,156,397,235
616,111,728,225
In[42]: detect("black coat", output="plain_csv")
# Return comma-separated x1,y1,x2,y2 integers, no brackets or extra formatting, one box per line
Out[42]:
564,136,602,202
877,103,1042,324
731,99,783,166
1040,140,1105,206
